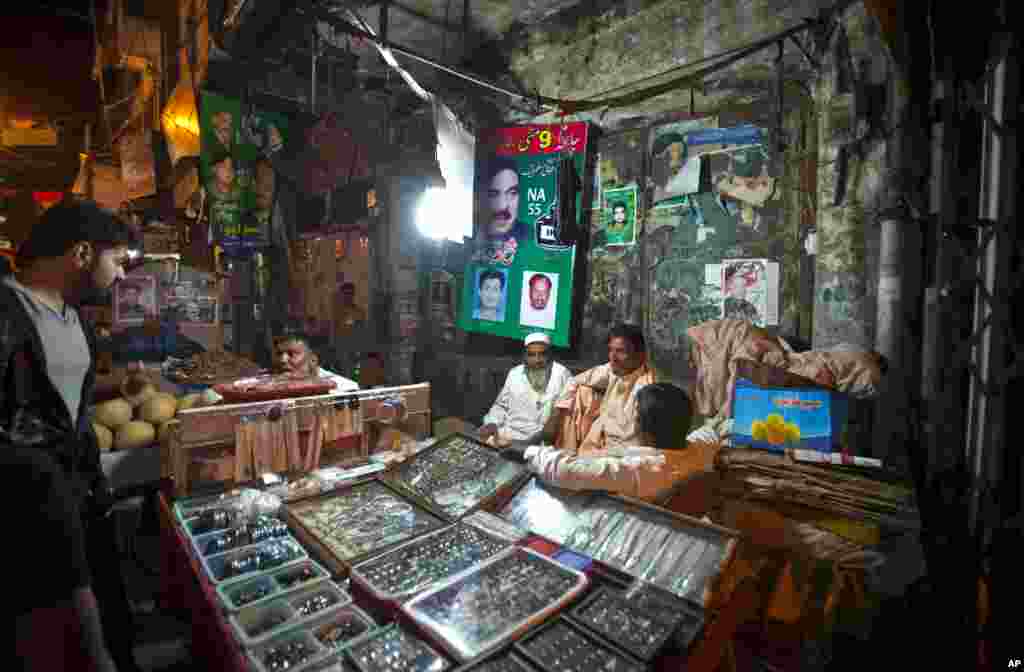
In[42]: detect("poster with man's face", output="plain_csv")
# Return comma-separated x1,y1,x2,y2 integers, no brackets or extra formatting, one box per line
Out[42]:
458,122,589,347
601,185,638,247
200,92,288,254
519,271,559,330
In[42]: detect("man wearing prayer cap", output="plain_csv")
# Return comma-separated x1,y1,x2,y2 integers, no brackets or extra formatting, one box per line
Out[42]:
478,333,573,447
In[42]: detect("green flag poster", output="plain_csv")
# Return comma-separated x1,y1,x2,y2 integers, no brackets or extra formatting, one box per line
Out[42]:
199,91,289,256
458,122,590,347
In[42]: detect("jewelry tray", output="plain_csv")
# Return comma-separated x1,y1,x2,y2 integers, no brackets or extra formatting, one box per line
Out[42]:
383,433,529,519
401,546,589,662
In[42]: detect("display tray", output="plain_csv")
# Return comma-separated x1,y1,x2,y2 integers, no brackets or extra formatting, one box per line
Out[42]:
562,496,737,605
230,581,352,647
216,558,331,612
514,617,647,672
193,516,290,557
305,604,376,653
497,477,594,546
401,546,589,663
345,624,452,672
213,374,337,403
174,490,247,523
450,649,534,672
284,480,449,577
202,537,307,585
569,587,682,661
383,433,528,519
500,479,737,606
246,627,331,672
351,523,510,602
460,511,528,543
624,583,706,651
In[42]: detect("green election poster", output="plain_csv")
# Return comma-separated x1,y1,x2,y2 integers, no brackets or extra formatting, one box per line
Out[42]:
458,123,590,347
199,90,289,255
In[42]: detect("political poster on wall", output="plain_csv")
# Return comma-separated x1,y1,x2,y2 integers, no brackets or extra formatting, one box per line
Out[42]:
601,184,638,247
457,122,589,348
199,91,289,256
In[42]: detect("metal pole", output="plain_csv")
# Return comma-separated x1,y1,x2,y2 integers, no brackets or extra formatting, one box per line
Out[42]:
967,32,1017,533
311,29,318,113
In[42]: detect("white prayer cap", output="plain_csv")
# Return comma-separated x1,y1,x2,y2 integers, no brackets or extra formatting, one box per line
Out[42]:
524,333,551,347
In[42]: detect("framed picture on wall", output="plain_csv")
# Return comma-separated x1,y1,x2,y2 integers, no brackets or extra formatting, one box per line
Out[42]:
169,296,219,326
114,276,156,325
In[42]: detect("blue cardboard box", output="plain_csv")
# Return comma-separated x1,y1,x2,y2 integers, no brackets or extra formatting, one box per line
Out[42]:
731,377,850,454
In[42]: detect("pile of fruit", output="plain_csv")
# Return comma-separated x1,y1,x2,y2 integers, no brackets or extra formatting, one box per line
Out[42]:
90,372,220,451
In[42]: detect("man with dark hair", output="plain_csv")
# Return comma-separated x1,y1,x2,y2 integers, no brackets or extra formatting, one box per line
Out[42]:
547,323,657,454
474,269,506,322
1,198,142,671
504,383,718,501
608,201,627,232
271,331,357,392
479,157,527,244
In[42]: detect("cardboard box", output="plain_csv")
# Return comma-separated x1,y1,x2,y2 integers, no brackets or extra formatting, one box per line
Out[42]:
731,377,849,454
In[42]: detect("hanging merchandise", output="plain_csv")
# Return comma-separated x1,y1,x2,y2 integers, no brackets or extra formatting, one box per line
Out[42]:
119,129,157,201
199,90,289,257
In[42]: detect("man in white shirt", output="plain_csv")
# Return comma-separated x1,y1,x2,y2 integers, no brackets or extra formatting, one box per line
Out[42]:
478,333,572,446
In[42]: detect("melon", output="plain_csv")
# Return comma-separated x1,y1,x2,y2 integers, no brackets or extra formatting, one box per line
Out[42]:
139,394,177,424
93,423,113,452
94,398,133,429
115,421,156,450
176,393,201,412
121,373,157,407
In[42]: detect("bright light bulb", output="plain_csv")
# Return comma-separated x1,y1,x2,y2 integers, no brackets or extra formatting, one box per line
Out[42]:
416,186,472,242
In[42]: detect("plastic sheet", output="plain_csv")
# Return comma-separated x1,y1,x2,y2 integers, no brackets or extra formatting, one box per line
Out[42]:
403,547,588,662
352,524,509,600
287,481,447,563
460,511,529,543
498,478,593,545
387,435,527,518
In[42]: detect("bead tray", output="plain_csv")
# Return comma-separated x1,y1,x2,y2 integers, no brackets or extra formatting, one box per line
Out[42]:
624,583,706,651
345,624,451,672
402,546,589,662
202,537,308,585
569,587,682,661
284,480,449,577
384,434,528,519
216,558,331,612
514,617,647,672
193,515,290,557
230,581,352,647
247,627,331,672
351,524,510,602
304,604,376,653
450,649,534,672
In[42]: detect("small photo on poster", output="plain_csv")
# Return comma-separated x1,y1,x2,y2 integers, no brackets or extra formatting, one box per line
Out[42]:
519,271,559,330
115,276,156,325
170,296,219,325
602,185,638,246
472,267,509,323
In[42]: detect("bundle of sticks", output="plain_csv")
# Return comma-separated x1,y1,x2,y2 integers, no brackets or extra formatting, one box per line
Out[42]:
714,447,919,532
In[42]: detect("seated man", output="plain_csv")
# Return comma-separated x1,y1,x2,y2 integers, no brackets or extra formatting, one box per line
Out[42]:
479,333,573,446
504,383,720,502
548,323,657,455
272,332,359,393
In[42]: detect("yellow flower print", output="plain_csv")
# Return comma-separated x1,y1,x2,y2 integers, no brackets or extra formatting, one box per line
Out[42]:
756,414,802,446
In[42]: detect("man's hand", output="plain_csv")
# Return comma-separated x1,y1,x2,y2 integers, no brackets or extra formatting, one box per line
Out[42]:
478,424,499,441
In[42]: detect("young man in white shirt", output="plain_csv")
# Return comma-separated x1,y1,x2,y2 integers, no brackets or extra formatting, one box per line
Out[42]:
478,333,573,446
504,383,719,502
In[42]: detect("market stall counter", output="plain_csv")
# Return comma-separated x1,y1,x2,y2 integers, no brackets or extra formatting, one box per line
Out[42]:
159,431,767,672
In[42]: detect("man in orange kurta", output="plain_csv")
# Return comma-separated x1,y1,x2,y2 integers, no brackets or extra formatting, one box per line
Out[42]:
549,323,657,455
